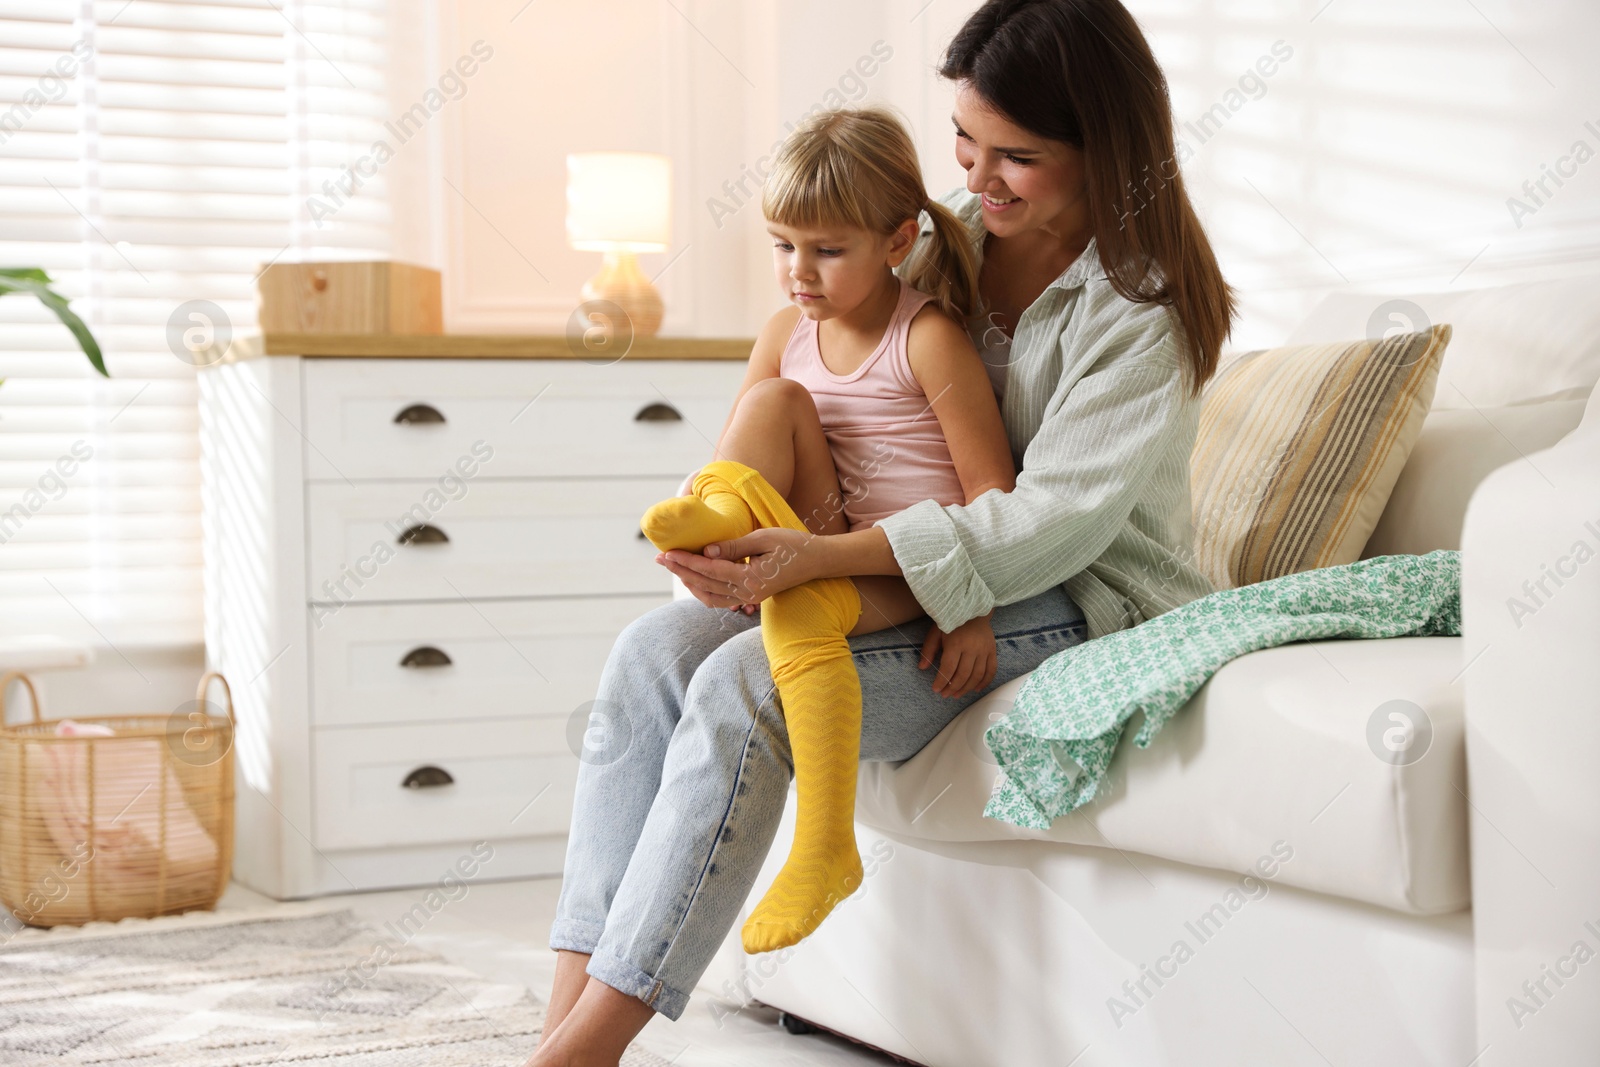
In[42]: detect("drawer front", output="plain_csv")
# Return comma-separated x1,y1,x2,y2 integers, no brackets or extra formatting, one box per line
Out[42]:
306,478,676,603
310,596,665,727
312,720,575,850
302,359,744,480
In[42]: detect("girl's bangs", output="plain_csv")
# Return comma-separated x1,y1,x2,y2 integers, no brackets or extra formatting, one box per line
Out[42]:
762,150,872,233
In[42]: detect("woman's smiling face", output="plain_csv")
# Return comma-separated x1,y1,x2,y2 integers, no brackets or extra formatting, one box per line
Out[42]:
952,81,1088,241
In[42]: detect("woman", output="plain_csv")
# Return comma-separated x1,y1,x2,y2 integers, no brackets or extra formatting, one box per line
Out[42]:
527,1,1233,1063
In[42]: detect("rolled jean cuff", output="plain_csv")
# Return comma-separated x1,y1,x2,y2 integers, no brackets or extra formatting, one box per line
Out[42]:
548,917,605,955
585,948,692,1021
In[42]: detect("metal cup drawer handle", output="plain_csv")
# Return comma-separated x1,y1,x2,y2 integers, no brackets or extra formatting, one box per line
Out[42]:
633,402,682,422
394,403,446,425
399,646,452,668
402,765,454,789
397,523,449,545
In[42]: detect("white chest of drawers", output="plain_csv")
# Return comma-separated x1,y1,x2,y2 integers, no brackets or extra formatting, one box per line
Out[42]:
198,348,745,898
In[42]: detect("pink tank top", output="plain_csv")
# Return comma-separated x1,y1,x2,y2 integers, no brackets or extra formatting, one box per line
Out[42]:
779,278,966,531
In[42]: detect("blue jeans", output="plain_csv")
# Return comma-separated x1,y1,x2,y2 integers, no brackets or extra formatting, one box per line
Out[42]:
549,587,1086,1020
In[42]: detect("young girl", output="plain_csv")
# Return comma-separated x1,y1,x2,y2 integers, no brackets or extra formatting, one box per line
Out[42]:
639,106,1013,953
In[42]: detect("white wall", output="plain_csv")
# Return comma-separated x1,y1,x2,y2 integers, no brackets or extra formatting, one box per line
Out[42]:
389,0,768,337
401,0,1600,351
393,0,961,337
1133,0,1600,349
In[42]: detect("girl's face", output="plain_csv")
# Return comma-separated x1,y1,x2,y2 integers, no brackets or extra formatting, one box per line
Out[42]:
767,219,916,322
952,81,1088,242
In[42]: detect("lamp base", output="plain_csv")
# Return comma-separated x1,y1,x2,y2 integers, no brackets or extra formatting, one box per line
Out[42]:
579,249,664,337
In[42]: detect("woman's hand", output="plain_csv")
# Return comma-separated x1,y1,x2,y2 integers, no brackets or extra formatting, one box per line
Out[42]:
918,613,998,698
656,527,818,611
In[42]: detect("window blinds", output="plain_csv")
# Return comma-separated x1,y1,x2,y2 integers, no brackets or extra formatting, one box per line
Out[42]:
0,0,392,649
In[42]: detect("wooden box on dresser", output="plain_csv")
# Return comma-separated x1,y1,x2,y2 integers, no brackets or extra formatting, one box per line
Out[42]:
197,335,748,899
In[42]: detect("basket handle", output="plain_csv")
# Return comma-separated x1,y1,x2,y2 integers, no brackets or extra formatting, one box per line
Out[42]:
196,671,236,728
0,670,42,725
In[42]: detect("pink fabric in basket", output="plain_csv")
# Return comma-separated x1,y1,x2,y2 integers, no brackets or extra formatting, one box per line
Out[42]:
33,719,218,883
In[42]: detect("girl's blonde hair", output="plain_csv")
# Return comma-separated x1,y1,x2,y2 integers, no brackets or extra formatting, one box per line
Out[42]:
762,106,981,322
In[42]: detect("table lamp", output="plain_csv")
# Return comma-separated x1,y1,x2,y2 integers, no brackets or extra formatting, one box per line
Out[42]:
566,152,671,337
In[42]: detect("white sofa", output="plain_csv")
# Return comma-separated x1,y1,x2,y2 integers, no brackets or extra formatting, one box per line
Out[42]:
703,276,1600,1066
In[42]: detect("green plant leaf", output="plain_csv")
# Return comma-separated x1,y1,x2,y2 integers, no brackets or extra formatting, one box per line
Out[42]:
34,287,107,377
0,267,53,286
0,269,109,377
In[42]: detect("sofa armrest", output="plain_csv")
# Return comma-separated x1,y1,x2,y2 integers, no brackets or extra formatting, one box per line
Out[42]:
1461,413,1600,1062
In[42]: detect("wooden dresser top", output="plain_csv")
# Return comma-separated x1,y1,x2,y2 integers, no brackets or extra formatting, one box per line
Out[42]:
227,332,754,362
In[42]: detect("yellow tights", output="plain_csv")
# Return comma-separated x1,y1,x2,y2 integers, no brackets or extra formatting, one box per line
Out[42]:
640,460,863,953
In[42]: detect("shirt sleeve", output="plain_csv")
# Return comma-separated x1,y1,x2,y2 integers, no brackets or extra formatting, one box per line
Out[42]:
876,298,1193,632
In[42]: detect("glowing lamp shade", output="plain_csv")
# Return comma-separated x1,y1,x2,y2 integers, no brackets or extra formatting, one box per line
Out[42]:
566,152,671,253
565,152,671,338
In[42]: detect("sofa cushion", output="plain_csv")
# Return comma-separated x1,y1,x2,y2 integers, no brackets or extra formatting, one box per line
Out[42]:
854,635,1468,915
1364,398,1589,557
1286,275,1600,409
1190,326,1448,589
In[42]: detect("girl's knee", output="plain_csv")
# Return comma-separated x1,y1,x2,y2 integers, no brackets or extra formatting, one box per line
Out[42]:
737,377,815,421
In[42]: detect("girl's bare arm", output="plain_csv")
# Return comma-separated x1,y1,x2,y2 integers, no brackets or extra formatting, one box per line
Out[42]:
903,304,1016,502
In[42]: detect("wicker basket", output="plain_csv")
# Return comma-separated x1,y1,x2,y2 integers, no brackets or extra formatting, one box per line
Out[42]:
0,670,235,927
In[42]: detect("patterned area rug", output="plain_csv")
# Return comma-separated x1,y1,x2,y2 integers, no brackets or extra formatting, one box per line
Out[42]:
0,906,671,1066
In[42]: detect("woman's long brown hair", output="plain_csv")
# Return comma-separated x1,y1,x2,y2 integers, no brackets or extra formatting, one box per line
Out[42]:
940,0,1235,396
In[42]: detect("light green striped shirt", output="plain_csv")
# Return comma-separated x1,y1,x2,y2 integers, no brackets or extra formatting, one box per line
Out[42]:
884,187,1215,641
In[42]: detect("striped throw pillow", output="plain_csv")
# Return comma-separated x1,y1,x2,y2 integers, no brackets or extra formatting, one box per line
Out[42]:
1190,324,1451,590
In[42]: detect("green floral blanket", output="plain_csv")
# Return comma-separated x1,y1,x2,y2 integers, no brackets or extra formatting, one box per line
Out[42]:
983,549,1462,830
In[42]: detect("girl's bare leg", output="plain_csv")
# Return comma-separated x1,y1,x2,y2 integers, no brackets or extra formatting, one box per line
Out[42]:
848,575,926,635
717,379,927,635
715,377,849,537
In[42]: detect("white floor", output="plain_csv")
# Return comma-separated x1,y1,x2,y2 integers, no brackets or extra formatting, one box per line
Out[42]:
217,876,896,1067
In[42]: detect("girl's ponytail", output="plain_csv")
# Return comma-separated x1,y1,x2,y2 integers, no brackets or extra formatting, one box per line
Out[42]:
904,197,982,323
